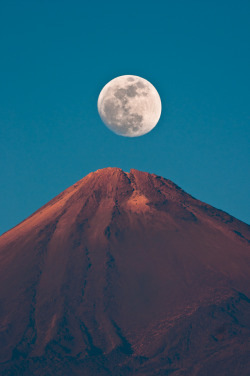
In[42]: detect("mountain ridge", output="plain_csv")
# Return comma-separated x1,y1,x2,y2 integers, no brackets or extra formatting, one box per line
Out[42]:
2,167,248,236
0,167,249,375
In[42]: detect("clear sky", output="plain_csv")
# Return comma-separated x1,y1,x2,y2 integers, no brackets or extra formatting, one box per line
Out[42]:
1,0,249,235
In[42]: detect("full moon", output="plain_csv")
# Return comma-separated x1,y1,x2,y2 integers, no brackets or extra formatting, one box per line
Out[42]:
97,75,162,137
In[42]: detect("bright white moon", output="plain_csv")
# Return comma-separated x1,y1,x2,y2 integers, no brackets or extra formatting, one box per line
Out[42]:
97,75,162,137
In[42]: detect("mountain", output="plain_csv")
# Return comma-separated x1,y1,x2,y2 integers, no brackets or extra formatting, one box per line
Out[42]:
0,168,249,376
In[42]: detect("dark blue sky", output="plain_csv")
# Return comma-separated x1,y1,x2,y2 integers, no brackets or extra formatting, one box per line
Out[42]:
1,0,249,234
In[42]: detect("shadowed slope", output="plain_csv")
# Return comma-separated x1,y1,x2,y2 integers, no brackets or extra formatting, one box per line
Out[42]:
0,168,249,375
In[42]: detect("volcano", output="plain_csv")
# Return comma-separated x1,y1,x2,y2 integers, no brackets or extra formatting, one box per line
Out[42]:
0,168,249,375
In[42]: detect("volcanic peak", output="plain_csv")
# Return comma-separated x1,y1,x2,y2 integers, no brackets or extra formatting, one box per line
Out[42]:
0,168,250,375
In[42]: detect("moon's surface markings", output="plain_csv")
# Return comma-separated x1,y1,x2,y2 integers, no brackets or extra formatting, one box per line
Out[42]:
97,75,162,137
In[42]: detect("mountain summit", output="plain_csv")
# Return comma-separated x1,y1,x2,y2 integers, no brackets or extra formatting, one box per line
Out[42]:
0,168,249,375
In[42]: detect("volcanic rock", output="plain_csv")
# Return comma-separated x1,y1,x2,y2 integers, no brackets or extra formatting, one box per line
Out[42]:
0,168,249,375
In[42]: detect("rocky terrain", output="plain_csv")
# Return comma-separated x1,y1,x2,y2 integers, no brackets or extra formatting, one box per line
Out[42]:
0,168,249,375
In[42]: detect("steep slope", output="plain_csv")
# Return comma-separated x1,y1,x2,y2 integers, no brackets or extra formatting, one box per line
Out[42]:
0,168,249,375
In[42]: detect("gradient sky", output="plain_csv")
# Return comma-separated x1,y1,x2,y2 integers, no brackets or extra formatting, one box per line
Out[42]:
1,0,250,235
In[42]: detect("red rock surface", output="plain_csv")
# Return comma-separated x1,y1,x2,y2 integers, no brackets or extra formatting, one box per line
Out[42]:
0,168,249,375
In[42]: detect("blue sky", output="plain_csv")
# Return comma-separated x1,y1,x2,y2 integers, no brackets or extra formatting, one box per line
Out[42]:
0,0,249,234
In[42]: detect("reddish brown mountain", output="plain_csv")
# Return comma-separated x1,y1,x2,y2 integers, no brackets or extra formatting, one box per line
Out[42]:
0,168,250,375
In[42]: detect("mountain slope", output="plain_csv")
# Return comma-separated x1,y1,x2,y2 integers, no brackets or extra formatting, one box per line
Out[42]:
0,168,249,375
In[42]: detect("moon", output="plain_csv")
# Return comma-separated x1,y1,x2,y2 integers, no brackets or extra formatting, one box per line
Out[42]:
97,75,162,137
